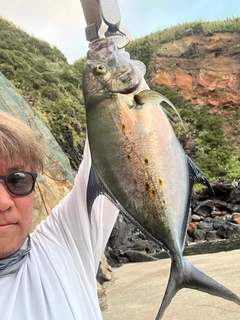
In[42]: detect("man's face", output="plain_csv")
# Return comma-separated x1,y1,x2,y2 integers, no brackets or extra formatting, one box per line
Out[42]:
0,155,34,258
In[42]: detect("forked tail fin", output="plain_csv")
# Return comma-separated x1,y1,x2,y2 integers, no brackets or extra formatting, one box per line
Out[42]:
155,258,240,320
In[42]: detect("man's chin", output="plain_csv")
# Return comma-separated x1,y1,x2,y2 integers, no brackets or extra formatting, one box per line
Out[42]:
0,251,14,259
0,239,25,259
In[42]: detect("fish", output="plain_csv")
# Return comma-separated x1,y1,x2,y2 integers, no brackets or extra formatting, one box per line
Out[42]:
82,38,240,319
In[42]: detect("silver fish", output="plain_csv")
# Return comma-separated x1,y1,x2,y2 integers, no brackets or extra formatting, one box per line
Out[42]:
82,38,240,319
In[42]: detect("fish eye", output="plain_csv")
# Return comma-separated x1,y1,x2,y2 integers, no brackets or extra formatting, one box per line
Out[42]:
95,64,107,74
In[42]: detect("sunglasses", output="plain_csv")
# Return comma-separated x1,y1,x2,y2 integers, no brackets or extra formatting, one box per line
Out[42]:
0,171,37,196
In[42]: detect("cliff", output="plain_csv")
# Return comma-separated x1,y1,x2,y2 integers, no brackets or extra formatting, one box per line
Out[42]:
150,33,240,114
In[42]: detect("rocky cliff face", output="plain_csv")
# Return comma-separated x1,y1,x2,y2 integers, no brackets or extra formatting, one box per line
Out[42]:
150,33,240,115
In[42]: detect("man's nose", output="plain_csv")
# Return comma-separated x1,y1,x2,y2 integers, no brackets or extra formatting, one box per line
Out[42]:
0,182,14,212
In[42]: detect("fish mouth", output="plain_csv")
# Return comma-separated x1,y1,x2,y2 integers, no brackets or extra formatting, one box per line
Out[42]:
119,82,140,94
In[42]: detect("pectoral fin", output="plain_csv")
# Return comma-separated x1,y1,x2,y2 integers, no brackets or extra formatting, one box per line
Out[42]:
160,106,176,123
134,89,184,126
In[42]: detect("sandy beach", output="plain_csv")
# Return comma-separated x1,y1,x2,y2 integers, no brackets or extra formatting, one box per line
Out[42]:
102,250,240,320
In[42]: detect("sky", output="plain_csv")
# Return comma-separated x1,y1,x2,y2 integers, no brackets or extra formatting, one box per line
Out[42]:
1,0,240,64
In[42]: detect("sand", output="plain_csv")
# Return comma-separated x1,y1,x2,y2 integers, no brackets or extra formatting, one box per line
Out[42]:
102,250,240,320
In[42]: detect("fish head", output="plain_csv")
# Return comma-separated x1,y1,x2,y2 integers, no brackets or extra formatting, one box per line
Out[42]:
83,38,146,99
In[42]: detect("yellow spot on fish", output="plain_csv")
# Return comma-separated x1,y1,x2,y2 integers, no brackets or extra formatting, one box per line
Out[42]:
162,199,166,205
144,158,149,166
126,154,131,161
158,178,163,186
152,190,156,198
122,124,126,130
145,182,150,192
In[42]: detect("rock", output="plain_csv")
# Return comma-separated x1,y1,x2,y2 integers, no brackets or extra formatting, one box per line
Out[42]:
97,255,113,284
151,33,240,113
213,215,232,230
212,199,229,210
187,222,199,236
106,248,124,268
233,218,240,224
185,233,193,245
231,205,240,212
138,232,147,240
193,229,206,241
228,184,240,204
130,239,150,251
217,222,240,239
232,213,240,220
211,210,221,218
122,250,157,263
193,200,214,217
223,214,232,220
220,210,229,216
191,214,201,221
204,217,213,223
197,180,232,201
198,221,214,231
206,230,219,241
213,219,225,230
97,281,107,311
108,213,128,248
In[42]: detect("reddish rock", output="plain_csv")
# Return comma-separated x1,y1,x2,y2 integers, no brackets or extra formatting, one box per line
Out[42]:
155,71,173,86
233,218,240,224
220,211,228,216
150,33,240,114
175,68,193,88
212,199,229,209
187,222,199,236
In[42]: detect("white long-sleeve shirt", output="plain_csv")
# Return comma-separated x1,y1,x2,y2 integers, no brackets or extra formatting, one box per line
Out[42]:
0,141,119,320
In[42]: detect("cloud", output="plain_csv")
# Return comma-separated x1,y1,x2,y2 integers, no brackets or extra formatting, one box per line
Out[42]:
1,0,88,62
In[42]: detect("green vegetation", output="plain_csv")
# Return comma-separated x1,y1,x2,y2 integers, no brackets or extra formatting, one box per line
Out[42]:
0,17,86,169
0,16,240,180
150,84,240,181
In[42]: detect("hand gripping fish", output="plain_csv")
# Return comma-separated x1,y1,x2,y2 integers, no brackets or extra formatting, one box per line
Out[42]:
82,38,240,319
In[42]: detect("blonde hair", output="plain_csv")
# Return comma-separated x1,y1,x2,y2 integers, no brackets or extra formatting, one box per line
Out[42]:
0,111,44,173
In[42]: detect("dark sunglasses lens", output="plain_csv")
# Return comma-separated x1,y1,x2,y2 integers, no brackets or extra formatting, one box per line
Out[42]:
7,172,34,196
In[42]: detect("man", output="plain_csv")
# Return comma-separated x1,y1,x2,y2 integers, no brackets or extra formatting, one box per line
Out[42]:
0,1,136,318
0,110,118,320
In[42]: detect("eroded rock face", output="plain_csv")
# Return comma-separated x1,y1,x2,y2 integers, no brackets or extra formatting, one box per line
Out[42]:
150,33,240,114
31,170,73,231
0,72,74,230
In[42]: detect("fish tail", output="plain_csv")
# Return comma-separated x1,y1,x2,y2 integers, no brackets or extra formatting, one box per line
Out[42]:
155,258,240,320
